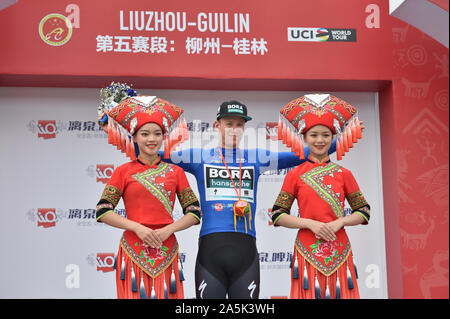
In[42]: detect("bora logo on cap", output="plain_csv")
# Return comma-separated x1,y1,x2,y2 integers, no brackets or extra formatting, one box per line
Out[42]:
227,104,244,113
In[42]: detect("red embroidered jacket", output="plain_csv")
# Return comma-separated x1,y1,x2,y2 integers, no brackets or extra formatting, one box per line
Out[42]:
96,158,201,226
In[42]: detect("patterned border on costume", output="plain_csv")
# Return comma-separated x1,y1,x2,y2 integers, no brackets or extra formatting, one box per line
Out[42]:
132,162,174,218
329,108,347,126
295,235,352,276
96,203,114,211
121,107,142,127
154,101,175,125
120,234,178,278
300,163,344,218
100,185,122,207
274,191,295,211
178,187,198,209
291,108,312,129
347,190,368,210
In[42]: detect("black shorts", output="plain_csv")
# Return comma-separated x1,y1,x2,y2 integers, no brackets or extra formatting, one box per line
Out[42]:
195,232,260,299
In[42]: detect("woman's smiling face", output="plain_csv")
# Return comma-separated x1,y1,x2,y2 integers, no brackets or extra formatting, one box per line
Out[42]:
304,125,333,160
133,122,164,157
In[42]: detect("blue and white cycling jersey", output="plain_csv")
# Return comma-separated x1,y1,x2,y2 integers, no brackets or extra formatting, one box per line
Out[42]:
162,143,336,238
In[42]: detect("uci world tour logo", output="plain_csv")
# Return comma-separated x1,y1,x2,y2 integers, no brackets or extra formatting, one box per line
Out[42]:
287,27,356,42
39,13,73,46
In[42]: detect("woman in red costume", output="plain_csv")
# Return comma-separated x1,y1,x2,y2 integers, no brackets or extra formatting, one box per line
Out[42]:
270,94,370,299
95,88,201,299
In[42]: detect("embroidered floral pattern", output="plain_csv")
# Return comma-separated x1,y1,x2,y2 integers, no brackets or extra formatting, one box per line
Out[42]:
121,105,143,127
154,100,175,124
132,162,174,217
347,190,368,210
300,163,344,218
310,239,343,265
121,234,178,278
100,185,122,207
95,202,114,211
295,235,351,276
178,187,198,209
274,191,295,211
137,242,169,267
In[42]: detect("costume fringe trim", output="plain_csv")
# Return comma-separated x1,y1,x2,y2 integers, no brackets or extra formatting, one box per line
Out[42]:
115,246,184,299
290,250,360,299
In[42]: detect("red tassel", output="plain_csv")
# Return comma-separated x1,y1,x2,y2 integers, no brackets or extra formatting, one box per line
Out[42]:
294,136,300,157
339,135,346,159
183,118,189,141
113,125,120,147
110,123,116,146
125,136,133,160
286,126,292,148
107,121,113,145
168,133,174,155
355,117,362,139
163,137,170,159
282,120,287,145
351,120,358,143
291,130,296,153
116,128,123,151
179,122,185,144
299,137,305,160
347,126,353,149
278,117,283,140
336,136,342,161
121,134,127,154
125,135,131,159
291,130,297,153
171,130,182,153
343,132,349,153
120,133,126,154
130,140,137,161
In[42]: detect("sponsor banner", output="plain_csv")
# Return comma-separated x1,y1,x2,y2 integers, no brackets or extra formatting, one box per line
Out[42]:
0,1,393,82
27,208,126,228
259,251,293,271
87,253,116,273
27,120,106,140
86,164,116,184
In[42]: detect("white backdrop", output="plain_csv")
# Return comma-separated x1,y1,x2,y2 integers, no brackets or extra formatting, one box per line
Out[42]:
0,87,387,299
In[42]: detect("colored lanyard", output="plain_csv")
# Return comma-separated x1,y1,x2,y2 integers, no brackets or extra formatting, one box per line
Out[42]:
217,147,242,200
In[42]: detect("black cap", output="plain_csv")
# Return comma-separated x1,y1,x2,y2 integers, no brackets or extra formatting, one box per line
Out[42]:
216,100,252,122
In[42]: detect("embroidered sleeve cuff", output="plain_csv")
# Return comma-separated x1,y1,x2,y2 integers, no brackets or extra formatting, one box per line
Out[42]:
347,190,369,211
273,212,288,226
352,205,370,225
96,199,115,222
269,205,289,227
96,209,114,222
178,187,199,210
274,191,295,211
100,185,122,207
184,202,202,223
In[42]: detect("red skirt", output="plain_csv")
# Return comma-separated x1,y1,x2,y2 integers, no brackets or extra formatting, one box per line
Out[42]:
115,229,184,299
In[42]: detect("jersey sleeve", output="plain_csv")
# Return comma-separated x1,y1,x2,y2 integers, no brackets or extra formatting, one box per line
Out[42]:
175,165,202,223
160,148,202,175
95,165,126,222
343,169,371,225
270,169,298,226
260,138,337,172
